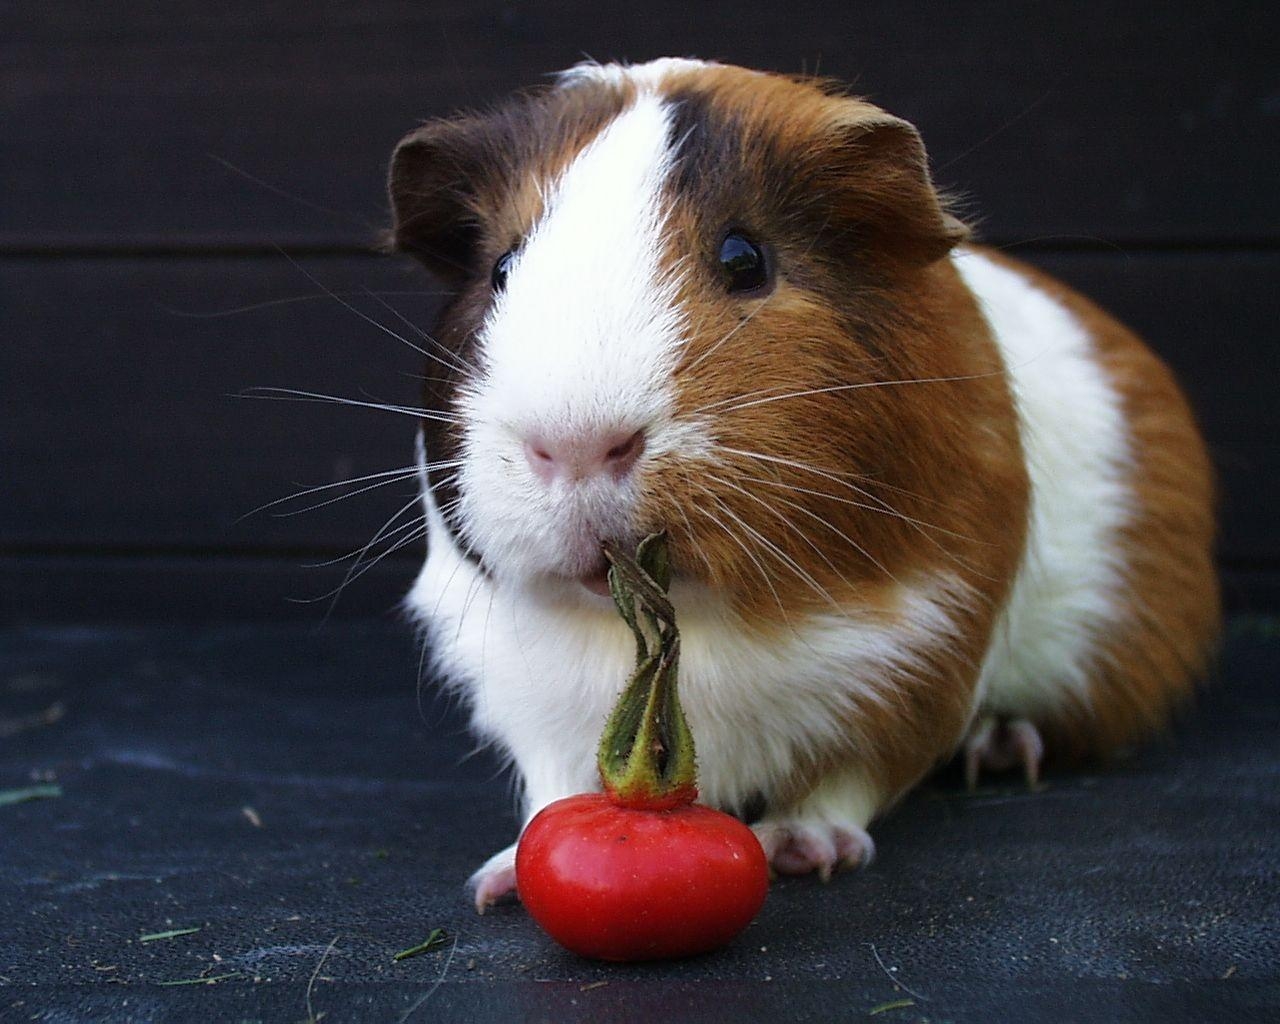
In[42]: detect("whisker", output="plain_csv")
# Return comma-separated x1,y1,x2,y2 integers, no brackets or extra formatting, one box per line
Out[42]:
937,89,1053,172
296,496,426,611
270,465,456,519
687,494,792,627
318,493,423,574
361,287,477,377
427,471,463,503
239,387,460,424
305,520,430,615
429,524,485,629
673,467,718,579
707,472,890,590
479,586,497,694
209,154,377,229
455,556,490,645
305,509,426,568
739,472,976,543
725,475,901,585
398,370,458,386
702,487,839,611
731,462,992,580
239,464,420,521
338,516,429,581
681,292,775,373
719,446,975,542
691,383,804,416
687,428,940,508
273,248,469,376
159,290,450,320
716,370,1009,415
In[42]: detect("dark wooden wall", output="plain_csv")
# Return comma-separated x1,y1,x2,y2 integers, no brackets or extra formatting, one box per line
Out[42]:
3,1,1277,622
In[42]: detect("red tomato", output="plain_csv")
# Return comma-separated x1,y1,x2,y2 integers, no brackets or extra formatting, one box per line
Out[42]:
516,792,769,962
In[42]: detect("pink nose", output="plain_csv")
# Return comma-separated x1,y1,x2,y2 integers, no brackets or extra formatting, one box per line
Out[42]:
524,427,646,484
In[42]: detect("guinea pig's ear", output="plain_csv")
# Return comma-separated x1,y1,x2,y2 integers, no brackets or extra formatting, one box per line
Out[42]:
820,107,969,265
386,118,484,284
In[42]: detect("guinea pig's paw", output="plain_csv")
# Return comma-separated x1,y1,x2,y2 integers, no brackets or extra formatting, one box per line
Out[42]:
753,817,875,883
469,843,519,915
963,715,1044,791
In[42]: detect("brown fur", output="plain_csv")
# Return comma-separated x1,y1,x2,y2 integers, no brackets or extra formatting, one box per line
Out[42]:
630,67,1028,802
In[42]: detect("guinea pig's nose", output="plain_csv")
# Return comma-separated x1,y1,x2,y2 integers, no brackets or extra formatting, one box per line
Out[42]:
524,427,646,484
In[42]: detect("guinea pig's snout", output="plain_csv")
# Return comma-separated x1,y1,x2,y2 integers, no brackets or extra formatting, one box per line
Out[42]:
522,427,646,485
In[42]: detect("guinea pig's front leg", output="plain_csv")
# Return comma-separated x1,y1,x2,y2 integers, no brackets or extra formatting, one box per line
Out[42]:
468,844,520,915
468,742,598,914
752,766,879,881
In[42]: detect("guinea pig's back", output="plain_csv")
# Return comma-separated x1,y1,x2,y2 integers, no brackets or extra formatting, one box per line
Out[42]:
956,246,1219,761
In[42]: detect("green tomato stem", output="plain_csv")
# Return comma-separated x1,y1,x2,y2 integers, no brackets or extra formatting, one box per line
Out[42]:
597,533,699,811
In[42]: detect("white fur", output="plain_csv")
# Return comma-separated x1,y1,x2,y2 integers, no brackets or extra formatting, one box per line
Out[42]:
557,57,714,91
954,248,1134,719
455,91,700,584
410,471,973,839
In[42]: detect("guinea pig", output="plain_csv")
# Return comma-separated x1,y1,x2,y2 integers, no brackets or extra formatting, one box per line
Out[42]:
386,58,1219,912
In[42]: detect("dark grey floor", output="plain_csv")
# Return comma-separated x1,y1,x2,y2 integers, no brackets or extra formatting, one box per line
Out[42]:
2,617,1277,1023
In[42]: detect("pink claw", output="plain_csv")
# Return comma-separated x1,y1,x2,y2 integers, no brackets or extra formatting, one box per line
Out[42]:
964,715,1045,790
471,862,518,915
755,822,874,881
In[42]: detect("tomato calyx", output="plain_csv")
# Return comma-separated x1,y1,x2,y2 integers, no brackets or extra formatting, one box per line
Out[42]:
597,533,698,811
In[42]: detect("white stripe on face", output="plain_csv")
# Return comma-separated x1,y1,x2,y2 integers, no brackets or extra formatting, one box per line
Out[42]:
473,92,683,436
457,91,691,580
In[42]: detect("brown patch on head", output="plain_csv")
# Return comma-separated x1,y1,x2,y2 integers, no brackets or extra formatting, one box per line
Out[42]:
612,65,1028,801
629,67,1020,628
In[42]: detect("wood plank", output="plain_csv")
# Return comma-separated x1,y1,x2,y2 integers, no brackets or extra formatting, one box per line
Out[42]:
0,553,417,624
3,1,1276,247
2,251,1274,564
2,255,437,551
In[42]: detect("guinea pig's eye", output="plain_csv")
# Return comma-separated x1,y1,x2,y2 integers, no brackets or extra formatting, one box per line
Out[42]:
718,232,770,294
491,249,516,292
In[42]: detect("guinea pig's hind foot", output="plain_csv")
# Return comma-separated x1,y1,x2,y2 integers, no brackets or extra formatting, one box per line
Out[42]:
752,818,875,882
963,715,1044,791
469,843,518,915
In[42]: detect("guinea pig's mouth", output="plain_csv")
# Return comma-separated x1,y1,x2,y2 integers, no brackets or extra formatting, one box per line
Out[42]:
571,539,629,598
548,532,657,598
578,565,612,597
